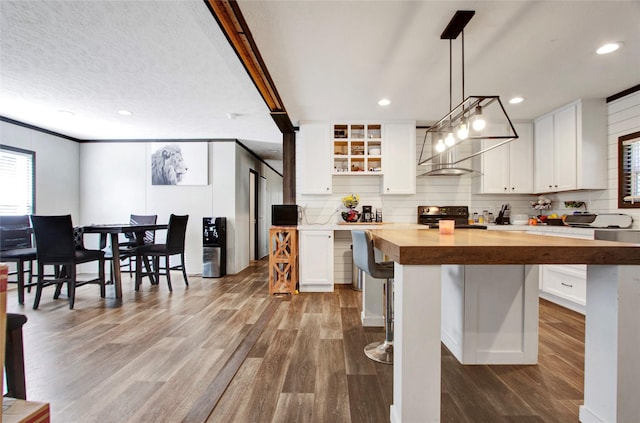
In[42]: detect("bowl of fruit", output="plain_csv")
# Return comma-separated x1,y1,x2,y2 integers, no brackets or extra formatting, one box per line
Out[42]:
342,209,361,222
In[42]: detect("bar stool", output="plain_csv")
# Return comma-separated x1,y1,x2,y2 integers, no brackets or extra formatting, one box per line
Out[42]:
351,230,394,364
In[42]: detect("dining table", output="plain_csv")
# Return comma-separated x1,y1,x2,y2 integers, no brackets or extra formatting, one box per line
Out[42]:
368,228,640,423
82,223,168,299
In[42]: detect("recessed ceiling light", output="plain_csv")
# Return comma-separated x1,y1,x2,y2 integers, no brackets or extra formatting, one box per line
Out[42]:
509,97,524,104
117,110,132,116
378,98,391,106
596,42,621,55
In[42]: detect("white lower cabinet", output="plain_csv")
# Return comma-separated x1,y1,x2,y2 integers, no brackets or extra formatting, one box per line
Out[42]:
540,264,586,314
533,231,588,314
298,230,334,292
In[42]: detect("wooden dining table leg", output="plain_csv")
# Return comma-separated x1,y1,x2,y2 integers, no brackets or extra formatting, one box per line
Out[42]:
109,233,123,299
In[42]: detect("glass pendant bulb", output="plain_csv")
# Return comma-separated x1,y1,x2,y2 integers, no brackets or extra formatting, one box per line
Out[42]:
457,121,469,140
472,106,485,131
445,132,455,146
435,139,446,152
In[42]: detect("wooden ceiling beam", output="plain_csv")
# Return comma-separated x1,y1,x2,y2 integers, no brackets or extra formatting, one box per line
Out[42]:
204,0,286,114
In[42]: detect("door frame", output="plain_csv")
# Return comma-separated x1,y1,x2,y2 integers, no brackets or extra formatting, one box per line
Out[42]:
249,169,259,261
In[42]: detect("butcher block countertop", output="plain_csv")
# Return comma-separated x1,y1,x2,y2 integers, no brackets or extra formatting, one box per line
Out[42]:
369,228,640,265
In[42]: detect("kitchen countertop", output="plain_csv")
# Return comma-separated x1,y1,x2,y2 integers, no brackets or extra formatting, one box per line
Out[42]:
297,222,428,231
296,221,636,237
487,223,597,237
368,228,640,265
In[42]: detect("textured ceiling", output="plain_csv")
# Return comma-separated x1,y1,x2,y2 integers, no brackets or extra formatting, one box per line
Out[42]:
0,0,283,171
1,1,640,177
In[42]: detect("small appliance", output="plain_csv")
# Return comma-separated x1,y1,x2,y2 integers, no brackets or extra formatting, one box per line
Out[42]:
362,205,373,222
417,206,486,229
271,204,299,226
564,213,633,228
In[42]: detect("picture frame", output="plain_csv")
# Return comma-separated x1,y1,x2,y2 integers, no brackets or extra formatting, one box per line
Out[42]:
150,142,208,186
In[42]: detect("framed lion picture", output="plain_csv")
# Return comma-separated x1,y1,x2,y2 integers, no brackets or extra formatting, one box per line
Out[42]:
150,142,208,186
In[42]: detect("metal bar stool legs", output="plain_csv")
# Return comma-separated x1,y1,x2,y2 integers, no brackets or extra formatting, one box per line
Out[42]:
364,277,394,364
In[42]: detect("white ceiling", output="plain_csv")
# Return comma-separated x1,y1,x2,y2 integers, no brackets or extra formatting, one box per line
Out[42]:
2,1,640,176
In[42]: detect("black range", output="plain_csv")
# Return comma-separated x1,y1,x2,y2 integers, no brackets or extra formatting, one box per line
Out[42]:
417,206,487,229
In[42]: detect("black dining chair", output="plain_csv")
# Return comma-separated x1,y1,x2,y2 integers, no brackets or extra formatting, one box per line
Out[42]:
0,215,37,305
135,214,189,292
118,214,158,276
30,215,106,309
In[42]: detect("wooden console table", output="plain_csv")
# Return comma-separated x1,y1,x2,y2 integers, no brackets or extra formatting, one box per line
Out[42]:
268,226,298,295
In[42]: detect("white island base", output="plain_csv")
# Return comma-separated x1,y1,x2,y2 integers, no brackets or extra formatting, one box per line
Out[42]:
391,263,640,423
441,264,539,364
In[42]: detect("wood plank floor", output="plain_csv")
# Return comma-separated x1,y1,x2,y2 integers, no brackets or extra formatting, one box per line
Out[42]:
6,259,585,422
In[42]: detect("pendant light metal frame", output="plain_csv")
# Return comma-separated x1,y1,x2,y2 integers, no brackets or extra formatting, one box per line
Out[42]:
417,10,519,176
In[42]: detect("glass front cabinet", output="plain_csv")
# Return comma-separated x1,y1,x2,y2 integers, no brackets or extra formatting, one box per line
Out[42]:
333,123,382,175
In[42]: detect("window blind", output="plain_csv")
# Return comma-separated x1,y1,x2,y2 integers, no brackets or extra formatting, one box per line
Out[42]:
0,145,35,215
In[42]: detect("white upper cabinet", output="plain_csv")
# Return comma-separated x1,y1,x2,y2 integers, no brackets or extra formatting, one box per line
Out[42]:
382,121,416,194
474,122,533,194
299,121,332,194
533,99,607,193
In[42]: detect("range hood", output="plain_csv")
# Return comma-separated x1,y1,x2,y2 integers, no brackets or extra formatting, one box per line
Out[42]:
417,11,518,177
418,138,477,176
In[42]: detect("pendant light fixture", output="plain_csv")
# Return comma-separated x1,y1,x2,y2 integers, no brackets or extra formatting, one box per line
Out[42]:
418,10,518,176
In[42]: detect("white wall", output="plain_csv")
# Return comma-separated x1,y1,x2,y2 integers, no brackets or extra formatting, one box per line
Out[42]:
79,140,282,275
607,91,640,214
233,143,283,273
1,121,80,217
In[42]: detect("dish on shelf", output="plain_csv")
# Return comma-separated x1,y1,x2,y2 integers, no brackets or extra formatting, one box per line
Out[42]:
511,214,529,225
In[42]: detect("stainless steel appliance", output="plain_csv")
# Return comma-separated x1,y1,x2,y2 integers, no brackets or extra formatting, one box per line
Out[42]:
417,206,486,229
564,213,633,228
203,217,226,278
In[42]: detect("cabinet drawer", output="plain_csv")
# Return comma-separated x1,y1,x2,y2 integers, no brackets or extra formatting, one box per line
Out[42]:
541,264,586,306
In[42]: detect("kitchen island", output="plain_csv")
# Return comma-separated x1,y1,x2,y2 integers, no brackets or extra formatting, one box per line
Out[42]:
369,228,640,423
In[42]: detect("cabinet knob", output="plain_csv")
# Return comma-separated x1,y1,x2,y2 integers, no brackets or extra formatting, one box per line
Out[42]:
386,187,390,191
511,187,515,191
326,187,330,191
548,185,552,189
503,187,507,191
